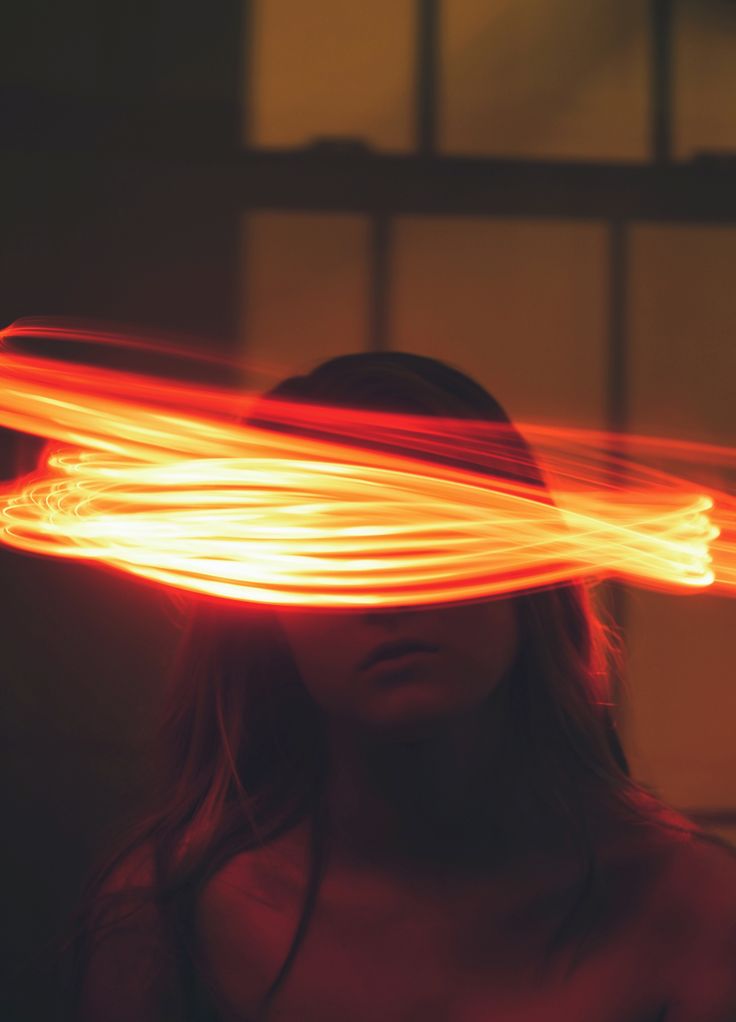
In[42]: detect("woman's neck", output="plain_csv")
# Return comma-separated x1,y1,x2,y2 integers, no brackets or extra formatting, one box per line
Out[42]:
321,700,511,878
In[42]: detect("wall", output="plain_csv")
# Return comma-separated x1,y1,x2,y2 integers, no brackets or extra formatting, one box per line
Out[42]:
238,0,736,843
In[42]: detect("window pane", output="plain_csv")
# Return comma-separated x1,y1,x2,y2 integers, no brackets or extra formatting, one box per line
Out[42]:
247,0,414,150
674,0,736,160
238,212,370,379
391,217,608,426
629,226,736,445
441,0,649,160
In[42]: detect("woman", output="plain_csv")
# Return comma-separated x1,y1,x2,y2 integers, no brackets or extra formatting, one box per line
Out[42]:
68,352,736,1021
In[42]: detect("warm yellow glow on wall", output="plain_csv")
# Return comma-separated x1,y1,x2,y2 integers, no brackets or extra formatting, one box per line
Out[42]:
239,213,370,378
674,0,736,159
629,226,736,445
440,0,649,160
391,217,608,428
248,0,414,149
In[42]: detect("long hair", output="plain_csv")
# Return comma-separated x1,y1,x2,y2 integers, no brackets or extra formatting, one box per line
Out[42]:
66,352,697,1019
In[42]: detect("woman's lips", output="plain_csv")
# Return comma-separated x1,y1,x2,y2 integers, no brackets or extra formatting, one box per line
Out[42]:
359,640,439,672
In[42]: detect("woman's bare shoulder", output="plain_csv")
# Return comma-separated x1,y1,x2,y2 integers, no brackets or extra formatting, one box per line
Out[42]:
658,831,736,914
645,832,736,1019
609,827,736,929
196,823,311,965
195,828,311,1018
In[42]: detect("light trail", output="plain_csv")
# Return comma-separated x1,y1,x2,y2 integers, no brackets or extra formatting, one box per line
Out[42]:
0,320,732,608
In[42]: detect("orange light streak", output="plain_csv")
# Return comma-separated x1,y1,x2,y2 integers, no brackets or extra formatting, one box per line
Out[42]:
0,320,733,608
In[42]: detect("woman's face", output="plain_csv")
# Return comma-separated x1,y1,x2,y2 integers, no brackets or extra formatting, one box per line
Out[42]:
273,597,520,739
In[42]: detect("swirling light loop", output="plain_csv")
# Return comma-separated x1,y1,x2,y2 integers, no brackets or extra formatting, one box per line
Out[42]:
0,320,733,607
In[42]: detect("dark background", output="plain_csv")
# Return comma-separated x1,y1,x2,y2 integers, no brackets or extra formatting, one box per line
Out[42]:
1,5,244,1018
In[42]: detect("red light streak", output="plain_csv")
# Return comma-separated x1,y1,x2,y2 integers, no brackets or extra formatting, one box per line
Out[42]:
0,320,733,608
